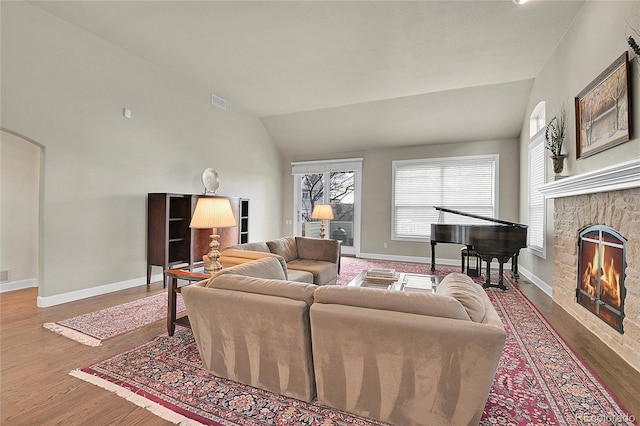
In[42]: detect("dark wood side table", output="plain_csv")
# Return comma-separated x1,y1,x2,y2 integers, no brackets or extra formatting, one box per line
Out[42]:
165,267,209,336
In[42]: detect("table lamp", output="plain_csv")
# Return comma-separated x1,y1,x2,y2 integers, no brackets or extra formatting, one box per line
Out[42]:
189,197,237,274
311,204,334,239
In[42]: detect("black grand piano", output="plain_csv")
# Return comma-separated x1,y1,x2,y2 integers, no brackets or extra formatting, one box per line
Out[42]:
430,207,528,291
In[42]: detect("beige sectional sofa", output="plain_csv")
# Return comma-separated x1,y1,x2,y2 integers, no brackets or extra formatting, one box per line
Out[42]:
182,258,506,426
219,236,340,285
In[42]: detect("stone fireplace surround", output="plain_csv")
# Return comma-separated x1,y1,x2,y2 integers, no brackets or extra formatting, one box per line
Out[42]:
540,157,640,373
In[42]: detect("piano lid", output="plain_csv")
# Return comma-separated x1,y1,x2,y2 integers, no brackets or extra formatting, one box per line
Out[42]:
434,206,527,228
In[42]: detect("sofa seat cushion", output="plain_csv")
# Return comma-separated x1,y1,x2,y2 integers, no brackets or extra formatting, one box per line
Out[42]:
287,269,314,284
314,285,471,321
436,272,487,323
266,237,299,262
287,259,338,286
210,274,317,307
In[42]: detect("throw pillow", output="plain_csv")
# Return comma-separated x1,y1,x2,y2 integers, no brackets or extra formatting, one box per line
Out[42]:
266,237,298,262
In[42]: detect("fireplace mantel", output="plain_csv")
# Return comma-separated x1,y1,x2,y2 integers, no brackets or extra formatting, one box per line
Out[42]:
539,157,640,199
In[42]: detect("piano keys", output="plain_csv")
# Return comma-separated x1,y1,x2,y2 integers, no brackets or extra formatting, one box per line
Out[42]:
430,206,528,291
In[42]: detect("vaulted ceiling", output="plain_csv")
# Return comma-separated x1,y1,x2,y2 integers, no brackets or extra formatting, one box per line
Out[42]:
29,0,584,156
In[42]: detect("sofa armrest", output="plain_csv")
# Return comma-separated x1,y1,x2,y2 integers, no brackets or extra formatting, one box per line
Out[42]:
295,237,340,263
182,284,316,402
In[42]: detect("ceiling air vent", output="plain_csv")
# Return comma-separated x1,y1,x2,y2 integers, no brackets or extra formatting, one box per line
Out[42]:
211,94,227,110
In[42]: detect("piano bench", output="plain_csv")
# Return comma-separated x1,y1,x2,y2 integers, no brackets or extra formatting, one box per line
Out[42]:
460,247,482,277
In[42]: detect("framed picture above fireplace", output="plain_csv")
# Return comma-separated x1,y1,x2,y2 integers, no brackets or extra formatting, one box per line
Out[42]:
575,52,631,159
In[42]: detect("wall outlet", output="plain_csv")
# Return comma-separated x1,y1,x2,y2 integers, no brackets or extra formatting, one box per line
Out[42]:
383,242,388,249
0,269,9,283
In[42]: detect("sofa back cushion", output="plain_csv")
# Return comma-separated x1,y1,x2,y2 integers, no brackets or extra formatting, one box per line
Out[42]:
266,237,298,262
208,256,286,286
210,274,316,307
314,286,470,321
295,237,340,263
436,272,487,323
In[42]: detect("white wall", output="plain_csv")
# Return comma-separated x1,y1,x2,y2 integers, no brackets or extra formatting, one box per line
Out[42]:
518,1,640,288
0,1,283,303
283,137,520,262
0,131,41,289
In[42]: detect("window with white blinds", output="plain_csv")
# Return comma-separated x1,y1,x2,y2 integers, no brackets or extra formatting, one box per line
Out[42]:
528,134,546,257
392,155,498,240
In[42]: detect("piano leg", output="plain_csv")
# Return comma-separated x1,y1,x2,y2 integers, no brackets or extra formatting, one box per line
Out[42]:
431,242,437,273
497,261,507,291
483,258,492,288
511,253,520,282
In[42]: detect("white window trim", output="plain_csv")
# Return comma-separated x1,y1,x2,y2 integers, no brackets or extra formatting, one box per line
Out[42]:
530,101,546,138
528,131,546,258
391,154,499,242
291,158,363,175
291,158,362,256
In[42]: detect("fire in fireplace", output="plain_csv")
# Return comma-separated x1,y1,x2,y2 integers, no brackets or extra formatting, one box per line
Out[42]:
576,225,627,333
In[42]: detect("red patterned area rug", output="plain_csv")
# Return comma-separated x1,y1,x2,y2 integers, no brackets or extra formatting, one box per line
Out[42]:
71,262,636,425
44,292,186,347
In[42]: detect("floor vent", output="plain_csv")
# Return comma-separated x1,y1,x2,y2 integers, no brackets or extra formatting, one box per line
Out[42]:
0,270,9,283
211,94,227,110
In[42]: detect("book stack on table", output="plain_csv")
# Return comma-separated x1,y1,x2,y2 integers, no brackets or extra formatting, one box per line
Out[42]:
363,268,399,285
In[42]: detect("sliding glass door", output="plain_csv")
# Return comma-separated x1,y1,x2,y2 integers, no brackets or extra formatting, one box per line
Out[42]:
292,159,362,256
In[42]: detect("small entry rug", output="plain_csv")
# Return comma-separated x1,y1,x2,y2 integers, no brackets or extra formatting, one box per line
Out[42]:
44,292,185,346
71,267,635,425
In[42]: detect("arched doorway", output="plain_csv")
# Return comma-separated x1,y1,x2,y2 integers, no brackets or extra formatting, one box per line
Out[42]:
0,129,43,293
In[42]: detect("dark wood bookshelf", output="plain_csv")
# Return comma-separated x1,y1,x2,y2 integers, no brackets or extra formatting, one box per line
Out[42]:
147,193,249,285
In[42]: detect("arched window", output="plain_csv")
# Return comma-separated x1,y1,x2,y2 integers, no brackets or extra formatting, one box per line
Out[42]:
530,101,546,138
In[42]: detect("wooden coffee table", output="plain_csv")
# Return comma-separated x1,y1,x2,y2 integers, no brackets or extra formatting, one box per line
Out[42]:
347,270,439,293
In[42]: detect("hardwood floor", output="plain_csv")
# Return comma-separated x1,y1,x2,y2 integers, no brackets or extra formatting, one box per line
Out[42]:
1,282,173,425
515,277,640,421
1,271,638,425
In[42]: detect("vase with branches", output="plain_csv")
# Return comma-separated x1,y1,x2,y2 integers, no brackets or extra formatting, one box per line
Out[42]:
545,105,567,174
545,108,566,156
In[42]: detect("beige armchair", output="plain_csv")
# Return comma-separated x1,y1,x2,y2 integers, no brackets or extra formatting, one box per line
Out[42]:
220,236,340,285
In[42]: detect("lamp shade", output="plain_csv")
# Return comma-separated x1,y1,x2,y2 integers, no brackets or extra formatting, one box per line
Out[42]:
189,197,237,229
311,204,334,220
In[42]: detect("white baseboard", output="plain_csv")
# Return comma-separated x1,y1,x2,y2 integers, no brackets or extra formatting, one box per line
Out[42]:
0,278,38,293
36,272,164,308
517,266,552,297
357,252,431,264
